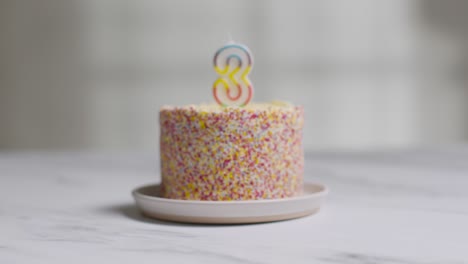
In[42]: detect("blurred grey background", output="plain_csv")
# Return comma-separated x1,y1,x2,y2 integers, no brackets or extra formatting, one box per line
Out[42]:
1,0,468,151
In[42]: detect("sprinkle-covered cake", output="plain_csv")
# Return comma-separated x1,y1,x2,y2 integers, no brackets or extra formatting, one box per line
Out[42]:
159,42,305,201
160,103,304,200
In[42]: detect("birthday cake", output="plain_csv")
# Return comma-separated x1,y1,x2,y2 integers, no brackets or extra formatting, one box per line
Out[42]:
160,103,304,200
159,43,304,201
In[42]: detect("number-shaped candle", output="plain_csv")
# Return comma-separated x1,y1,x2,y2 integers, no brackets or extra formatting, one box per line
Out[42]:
213,43,253,107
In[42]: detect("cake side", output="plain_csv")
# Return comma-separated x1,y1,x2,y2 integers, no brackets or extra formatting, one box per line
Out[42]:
159,103,304,200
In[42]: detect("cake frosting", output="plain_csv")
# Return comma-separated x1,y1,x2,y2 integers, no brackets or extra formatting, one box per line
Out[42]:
159,102,304,201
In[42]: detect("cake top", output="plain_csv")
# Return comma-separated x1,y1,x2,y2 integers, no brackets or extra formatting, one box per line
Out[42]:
161,101,299,113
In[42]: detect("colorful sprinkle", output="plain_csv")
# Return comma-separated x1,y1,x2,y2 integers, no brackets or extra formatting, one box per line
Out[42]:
160,103,304,201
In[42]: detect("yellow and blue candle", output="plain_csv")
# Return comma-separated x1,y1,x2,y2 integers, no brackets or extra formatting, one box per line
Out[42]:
213,43,253,107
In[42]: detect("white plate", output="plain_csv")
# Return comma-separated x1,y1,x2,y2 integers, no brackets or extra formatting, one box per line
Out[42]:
132,183,328,224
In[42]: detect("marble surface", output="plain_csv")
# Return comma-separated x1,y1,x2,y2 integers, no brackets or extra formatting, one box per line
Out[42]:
1,147,467,263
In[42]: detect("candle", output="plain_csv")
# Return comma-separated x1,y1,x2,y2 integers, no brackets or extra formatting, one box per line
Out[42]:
213,43,254,107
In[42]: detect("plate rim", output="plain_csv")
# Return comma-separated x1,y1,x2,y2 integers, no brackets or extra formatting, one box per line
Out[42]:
140,208,321,224
132,182,329,205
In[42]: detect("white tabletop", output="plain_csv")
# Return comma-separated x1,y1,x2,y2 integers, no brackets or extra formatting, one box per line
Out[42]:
1,148,467,263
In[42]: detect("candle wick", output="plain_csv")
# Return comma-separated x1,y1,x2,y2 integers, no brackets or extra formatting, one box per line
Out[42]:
227,33,235,44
